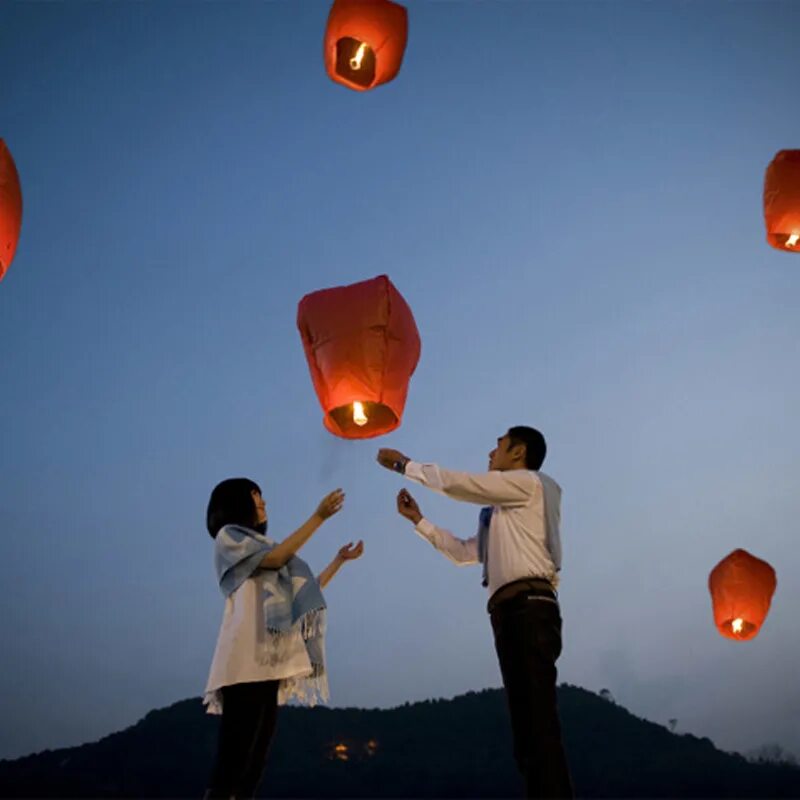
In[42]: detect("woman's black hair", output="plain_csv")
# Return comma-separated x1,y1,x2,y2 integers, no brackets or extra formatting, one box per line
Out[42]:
507,426,547,471
206,477,261,539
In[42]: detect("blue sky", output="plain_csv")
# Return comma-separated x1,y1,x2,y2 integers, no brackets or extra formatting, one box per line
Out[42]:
1,0,799,763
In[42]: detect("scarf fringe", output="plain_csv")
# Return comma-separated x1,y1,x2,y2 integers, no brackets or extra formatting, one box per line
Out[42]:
278,665,329,707
255,607,328,708
301,607,326,640
202,667,329,716
261,608,326,651
203,690,223,716
264,606,326,640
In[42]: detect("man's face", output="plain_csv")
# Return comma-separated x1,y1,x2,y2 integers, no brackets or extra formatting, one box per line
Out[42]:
489,434,512,471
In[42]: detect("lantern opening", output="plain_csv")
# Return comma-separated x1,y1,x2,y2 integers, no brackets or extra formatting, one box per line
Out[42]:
335,37,376,88
327,401,397,438
786,233,800,248
725,616,757,640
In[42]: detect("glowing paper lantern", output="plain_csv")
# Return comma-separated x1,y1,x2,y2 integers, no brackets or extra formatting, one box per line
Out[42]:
297,274,420,439
764,150,800,252
708,549,777,641
0,139,23,282
324,0,408,92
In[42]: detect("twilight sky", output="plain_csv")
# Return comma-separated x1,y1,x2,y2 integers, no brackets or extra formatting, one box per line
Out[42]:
1,0,799,764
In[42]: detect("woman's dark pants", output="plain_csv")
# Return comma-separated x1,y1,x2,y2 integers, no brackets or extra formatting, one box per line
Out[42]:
491,595,574,799
205,680,280,799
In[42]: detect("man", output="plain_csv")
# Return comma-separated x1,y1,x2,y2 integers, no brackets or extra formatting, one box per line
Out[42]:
377,427,573,799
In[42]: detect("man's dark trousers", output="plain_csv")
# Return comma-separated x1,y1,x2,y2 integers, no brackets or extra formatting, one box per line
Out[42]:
491,593,574,799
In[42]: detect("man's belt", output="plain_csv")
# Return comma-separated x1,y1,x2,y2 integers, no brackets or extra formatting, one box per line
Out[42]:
487,577,557,614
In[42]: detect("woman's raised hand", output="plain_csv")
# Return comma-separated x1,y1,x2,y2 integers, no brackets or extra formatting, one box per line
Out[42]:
337,540,364,561
316,489,345,520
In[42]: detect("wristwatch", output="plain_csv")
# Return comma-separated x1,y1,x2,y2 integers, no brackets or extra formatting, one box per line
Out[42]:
393,457,409,474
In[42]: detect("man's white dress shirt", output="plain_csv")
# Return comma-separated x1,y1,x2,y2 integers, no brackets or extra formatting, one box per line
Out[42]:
404,461,563,596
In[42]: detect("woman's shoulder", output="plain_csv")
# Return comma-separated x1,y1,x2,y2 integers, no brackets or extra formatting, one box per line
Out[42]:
216,525,273,548
219,523,252,537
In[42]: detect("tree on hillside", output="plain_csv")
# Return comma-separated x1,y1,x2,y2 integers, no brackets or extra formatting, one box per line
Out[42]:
746,743,799,767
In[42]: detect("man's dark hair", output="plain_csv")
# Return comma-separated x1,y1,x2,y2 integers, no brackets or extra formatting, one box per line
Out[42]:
507,426,547,470
206,477,261,539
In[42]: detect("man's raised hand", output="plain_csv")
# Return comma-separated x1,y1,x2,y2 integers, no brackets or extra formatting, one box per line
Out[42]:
377,448,409,472
397,489,422,524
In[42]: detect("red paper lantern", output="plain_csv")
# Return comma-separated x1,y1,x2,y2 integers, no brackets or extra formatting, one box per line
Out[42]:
323,0,408,92
763,149,800,252
708,549,777,641
297,274,420,439
0,139,23,282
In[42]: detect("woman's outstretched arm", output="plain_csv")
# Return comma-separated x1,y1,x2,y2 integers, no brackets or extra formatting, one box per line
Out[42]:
260,489,345,569
318,541,365,588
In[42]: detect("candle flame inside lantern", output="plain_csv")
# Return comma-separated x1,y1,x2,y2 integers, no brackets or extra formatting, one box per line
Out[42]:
786,233,800,248
353,401,368,426
732,618,745,634
350,42,368,70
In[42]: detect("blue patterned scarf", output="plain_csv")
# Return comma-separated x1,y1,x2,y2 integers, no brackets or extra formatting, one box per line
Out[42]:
214,524,328,706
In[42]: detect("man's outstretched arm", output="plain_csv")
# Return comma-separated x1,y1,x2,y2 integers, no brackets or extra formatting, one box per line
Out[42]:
397,489,479,566
378,449,536,507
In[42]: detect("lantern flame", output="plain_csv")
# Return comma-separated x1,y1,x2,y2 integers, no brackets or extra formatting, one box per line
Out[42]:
786,233,800,248
350,42,368,70
732,617,744,634
353,401,368,426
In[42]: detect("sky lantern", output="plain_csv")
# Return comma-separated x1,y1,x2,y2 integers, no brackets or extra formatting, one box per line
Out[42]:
763,149,800,252
297,274,420,440
708,549,777,641
0,139,23,282
323,0,408,92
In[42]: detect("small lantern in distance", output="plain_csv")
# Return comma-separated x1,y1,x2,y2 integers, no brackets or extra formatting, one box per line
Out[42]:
708,548,777,641
297,274,420,440
0,139,23,282
324,0,408,92
763,149,800,252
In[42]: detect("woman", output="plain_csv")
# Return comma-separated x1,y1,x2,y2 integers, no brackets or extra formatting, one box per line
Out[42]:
203,477,363,799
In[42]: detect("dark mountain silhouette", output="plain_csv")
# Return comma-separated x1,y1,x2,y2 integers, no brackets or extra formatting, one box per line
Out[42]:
1,684,798,798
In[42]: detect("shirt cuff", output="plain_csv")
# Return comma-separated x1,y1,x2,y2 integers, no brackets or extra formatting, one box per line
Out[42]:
414,517,436,539
404,460,425,482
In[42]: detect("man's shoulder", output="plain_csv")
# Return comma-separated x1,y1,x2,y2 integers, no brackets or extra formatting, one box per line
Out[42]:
503,469,545,493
